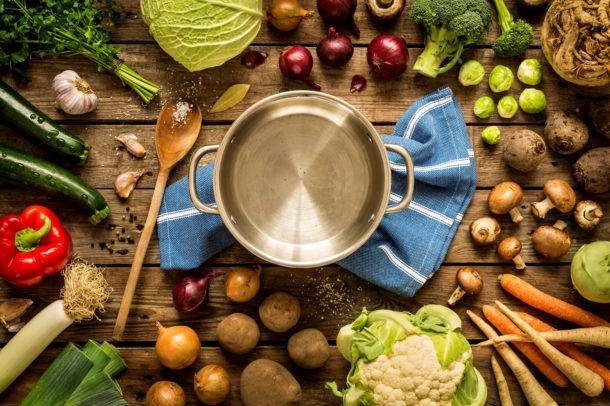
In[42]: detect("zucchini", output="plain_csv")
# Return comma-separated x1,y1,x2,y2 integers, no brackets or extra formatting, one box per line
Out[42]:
0,79,90,165
0,143,109,225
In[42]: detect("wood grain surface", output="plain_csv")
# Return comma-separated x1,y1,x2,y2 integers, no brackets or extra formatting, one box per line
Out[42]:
1,0,609,405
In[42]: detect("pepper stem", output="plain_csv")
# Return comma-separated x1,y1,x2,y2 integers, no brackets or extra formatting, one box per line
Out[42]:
15,216,52,252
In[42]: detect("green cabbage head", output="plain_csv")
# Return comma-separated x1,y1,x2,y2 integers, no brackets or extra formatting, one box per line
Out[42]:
327,305,487,406
571,241,610,303
141,0,264,71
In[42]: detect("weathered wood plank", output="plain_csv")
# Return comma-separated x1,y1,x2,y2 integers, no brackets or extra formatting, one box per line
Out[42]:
0,189,605,265
3,123,604,189
2,47,607,124
1,264,606,343
111,0,544,46
1,346,608,405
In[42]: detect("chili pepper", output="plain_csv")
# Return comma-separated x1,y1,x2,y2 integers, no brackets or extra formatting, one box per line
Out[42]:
0,206,73,287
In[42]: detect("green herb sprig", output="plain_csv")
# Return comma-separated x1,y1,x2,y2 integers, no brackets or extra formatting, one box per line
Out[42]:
0,0,158,103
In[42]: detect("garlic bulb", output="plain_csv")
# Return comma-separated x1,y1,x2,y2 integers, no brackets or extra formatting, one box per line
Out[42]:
53,70,98,115
116,134,147,158
115,170,144,199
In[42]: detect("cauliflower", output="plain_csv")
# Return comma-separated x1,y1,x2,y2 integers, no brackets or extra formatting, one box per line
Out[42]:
358,335,469,406
326,305,487,406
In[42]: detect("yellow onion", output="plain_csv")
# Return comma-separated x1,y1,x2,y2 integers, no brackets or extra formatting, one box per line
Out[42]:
145,381,186,406
155,321,200,370
225,265,262,303
194,365,231,405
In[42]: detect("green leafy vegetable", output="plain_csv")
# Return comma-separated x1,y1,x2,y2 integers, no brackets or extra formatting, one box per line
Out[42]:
0,0,158,103
141,0,264,72
210,84,250,113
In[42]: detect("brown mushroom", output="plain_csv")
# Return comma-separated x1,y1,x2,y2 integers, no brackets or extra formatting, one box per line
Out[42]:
573,200,603,230
365,0,405,20
531,179,576,219
448,267,483,306
470,217,501,247
531,222,571,259
497,237,526,270
488,181,524,223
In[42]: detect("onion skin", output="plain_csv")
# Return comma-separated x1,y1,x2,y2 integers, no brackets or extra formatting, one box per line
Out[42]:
194,365,231,405
145,381,186,406
155,322,200,370
367,34,408,79
317,27,354,67
225,265,262,303
267,0,314,32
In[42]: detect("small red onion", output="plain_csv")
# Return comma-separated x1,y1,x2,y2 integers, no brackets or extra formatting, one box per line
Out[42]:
350,74,367,92
367,34,408,80
317,0,360,38
172,272,225,312
317,27,354,67
242,50,268,68
279,45,321,90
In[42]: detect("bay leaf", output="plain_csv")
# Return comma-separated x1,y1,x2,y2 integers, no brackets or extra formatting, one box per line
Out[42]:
210,84,250,113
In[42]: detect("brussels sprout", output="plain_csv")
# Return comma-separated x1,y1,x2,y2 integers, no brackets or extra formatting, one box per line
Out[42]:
519,88,546,113
481,126,501,145
489,65,514,93
517,59,542,86
458,60,486,86
474,96,495,118
571,241,610,303
497,96,519,118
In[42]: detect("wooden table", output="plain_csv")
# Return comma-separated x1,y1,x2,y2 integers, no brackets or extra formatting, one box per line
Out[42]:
1,0,609,404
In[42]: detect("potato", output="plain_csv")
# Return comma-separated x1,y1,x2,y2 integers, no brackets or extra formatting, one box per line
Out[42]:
240,359,301,406
216,313,259,355
258,292,300,333
502,130,546,172
287,328,329,369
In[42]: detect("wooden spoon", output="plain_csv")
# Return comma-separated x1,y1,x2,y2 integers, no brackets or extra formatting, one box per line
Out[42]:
113,100,201,341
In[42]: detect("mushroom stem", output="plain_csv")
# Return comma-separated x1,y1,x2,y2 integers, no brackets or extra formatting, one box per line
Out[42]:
585,208,603,221
448,286,466,306
553,219,568,230
531,197,554,219
512,254,526,270
508,207,524,223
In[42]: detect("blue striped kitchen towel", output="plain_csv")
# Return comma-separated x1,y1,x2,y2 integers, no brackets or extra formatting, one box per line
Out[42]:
157,85,477,297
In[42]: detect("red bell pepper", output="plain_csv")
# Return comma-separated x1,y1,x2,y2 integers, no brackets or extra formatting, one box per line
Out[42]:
0,206,73,287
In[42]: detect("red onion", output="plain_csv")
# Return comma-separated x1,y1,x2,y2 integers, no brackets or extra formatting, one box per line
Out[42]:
242,50,268,68
350,74,367,92
367,34,408,80
172,272,225,312
279,45,321,90
317,0,360,38
317,27,354,67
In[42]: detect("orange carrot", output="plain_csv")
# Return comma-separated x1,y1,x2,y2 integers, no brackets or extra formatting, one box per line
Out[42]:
518,312,610,391
498,274,610,328
483,305,569,387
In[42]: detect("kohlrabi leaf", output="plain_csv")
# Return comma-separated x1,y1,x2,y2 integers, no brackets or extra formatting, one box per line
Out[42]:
429,331,471,369
141,0,264,71
452,361,488,406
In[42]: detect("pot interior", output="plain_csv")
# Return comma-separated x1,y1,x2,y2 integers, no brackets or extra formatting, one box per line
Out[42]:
216,93,388,266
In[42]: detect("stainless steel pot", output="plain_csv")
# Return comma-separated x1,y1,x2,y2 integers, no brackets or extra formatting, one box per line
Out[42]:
188,91,414,268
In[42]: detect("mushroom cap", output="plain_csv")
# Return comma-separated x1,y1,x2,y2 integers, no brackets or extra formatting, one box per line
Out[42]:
497,237,522,260
365,0,406,20
488,182,523,215
531,226,571,258
456,267,483,294
543,178,576,212
470,217,502,247
573,200,603,230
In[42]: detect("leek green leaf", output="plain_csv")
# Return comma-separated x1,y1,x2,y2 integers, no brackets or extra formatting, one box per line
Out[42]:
210,84,250,113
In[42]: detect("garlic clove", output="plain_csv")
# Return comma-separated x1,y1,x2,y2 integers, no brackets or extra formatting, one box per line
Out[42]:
0,298,33,328
53,70,98,115
115,170,145,199
116,134,147,158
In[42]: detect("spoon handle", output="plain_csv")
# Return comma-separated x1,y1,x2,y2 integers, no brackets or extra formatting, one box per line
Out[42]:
113,167,170,341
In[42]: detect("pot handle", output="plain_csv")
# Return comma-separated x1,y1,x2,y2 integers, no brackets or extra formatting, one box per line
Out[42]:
188,145,220,215
384,143,415,214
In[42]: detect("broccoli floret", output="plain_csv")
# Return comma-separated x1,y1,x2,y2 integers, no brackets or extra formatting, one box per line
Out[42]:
491,0,533,58
409,0,493,78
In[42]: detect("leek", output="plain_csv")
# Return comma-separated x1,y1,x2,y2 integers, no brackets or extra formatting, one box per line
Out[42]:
65,371,126,406
0,259,111,394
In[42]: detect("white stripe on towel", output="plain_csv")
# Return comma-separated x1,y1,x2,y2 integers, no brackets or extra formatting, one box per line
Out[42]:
396,197,454,226
378,245,427,284
403,95,453,139
391,157,471,172
157,205,216,224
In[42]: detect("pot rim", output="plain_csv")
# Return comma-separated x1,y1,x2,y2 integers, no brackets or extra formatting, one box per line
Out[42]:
212,90,391,268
